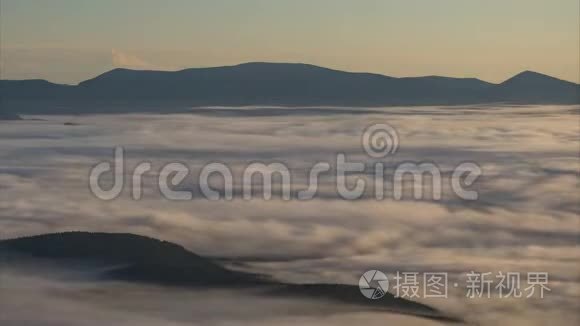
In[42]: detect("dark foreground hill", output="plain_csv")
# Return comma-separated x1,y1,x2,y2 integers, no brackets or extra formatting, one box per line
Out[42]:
0,62,577,114
0,232,265,286
0,232,461,323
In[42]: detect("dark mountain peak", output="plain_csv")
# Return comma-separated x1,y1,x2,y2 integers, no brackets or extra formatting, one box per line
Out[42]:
232,61,321,69
102,67,130,73
99,67,136,76
15,78,50,84
232,61,344,72
0,231,195,260
0,231,266,285
515,70,544,77
177,61,380,78
399,75,492,91
488,70,578,103
79,67,169,86
1,79,72,101
502,70,575,86
5,230,172,244
1,79,63,86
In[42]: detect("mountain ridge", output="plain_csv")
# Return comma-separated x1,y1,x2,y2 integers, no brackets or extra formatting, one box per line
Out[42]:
1,62,577,113
5,62,573,86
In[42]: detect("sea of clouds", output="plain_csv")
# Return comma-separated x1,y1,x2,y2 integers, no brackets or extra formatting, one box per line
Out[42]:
0,105,578,325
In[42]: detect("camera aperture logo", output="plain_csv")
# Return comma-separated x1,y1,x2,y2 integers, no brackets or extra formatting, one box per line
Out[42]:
359,270,390,299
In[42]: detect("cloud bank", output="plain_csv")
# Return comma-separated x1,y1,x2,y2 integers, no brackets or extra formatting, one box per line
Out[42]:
0,105,578,325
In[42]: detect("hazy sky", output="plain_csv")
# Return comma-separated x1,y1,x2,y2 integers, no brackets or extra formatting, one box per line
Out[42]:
1,0,578,84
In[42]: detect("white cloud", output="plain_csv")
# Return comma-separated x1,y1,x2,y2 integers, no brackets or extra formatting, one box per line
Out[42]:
111,48,173,70
1,105,579,324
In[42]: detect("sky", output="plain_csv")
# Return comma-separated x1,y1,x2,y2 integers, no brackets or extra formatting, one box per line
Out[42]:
0,0,578,84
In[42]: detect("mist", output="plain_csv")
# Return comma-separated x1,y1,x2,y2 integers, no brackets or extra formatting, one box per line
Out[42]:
0,105,578,325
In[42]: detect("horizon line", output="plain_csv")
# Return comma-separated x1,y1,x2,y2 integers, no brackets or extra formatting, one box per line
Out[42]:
1,61,578,86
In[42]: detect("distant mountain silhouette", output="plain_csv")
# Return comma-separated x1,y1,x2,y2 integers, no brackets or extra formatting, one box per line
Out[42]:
484,70,578,103
1,62,576,114
0,232,461,323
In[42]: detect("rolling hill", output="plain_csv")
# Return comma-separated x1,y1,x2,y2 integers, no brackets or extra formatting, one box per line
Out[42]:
0,231,461,323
